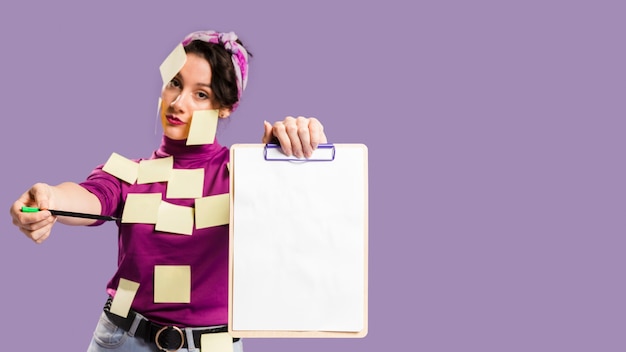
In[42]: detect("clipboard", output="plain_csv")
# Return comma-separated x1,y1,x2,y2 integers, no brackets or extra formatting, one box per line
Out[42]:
228,143,368,338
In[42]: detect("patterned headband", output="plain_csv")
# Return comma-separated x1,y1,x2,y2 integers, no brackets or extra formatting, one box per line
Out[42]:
182,30,249,111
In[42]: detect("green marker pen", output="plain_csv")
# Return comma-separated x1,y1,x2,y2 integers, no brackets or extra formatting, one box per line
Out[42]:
20,206,119,221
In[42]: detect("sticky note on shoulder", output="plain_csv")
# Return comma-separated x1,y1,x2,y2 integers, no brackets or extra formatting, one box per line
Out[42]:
109,278,140,318
186,109,219,146
102,152,139,184
201,332,234,352
195,193,229,229
159,43,187,86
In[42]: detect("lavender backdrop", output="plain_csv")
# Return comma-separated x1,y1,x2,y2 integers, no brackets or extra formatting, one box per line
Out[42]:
1,1,624,351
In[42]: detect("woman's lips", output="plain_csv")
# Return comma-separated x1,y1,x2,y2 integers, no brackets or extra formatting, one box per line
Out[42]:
166,115,186,126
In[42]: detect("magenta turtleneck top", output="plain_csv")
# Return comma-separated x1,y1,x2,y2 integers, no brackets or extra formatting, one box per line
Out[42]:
80,135,230,327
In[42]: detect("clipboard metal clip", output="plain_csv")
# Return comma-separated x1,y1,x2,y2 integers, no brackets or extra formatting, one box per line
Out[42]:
264,143,335,161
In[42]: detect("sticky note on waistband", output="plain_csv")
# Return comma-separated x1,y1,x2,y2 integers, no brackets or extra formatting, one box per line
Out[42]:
109,278,140,318
201,332,234,352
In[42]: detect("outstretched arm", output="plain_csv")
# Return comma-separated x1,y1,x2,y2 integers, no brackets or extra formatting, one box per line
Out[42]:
9,182,102,244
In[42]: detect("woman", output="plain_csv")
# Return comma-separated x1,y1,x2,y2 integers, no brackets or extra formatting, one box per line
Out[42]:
9,30,327,352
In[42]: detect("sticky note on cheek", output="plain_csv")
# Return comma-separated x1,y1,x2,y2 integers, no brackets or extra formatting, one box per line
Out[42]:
201,332,234,352
109,278,140,318
186,109,219,146
154,265,191,303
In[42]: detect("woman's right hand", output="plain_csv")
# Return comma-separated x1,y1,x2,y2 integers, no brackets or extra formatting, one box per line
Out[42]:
9,183,57,244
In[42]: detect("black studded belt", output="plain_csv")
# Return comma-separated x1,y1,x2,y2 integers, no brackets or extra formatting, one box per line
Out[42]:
103,297,239,351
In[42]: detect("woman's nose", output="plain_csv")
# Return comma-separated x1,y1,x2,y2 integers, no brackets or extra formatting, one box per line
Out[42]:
170,92,190,109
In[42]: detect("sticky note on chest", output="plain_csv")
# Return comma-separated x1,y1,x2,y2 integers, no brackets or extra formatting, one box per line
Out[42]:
154,265,191,303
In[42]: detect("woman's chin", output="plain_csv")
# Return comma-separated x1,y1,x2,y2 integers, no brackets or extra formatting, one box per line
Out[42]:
163,127,189,140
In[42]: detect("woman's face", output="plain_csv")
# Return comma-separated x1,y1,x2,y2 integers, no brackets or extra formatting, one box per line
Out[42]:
160,53,226,140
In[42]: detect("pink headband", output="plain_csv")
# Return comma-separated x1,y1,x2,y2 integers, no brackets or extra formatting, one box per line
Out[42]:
182,30,249,111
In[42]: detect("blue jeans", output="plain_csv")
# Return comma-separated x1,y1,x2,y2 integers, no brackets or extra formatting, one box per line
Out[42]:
87,312,244,352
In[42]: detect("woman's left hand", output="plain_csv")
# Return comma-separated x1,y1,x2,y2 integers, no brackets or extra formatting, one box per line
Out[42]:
262,116,327,158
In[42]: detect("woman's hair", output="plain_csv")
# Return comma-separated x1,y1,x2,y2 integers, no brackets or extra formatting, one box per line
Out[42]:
184,40,251,111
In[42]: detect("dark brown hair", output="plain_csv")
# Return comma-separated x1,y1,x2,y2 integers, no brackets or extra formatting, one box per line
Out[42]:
184,40,251,111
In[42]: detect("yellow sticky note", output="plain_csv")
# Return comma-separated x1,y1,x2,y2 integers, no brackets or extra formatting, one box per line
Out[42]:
155,201,194,235
201,332,234,352
166,168,204,199
121,193,162,224
109,278,140,318
137,157,173,184
154,265,191,303
195,193,229,229
186,110,219,146
102,152,139,184
159,43,187,86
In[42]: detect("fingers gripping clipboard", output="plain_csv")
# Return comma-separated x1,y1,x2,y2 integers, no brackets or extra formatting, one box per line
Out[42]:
228,143,368,338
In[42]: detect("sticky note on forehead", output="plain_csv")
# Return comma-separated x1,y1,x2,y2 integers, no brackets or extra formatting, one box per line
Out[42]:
186,109,219,146
159,43,186,85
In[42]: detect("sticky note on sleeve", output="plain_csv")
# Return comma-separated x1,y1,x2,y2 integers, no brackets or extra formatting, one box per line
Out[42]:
102,152,139,184
109,278,140,318
195,193,229,229
201,332,234,352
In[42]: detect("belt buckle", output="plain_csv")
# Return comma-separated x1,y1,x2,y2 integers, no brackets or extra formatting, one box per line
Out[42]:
155,325,185,352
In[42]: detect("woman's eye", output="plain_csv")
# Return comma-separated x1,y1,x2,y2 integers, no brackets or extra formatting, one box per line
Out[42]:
196,92,209,100
168,79,181,88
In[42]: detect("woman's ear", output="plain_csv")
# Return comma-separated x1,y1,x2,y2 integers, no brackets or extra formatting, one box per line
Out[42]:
218,107,232,119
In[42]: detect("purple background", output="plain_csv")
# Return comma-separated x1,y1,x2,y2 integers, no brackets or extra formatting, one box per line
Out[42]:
1,1,624,351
